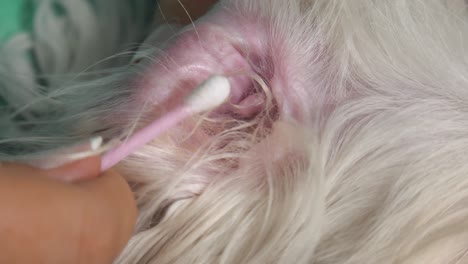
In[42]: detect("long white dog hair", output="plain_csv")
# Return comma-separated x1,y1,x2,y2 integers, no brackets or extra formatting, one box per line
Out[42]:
2,0,468,263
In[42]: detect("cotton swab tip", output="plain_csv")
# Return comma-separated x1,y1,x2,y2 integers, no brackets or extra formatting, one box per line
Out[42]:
185,75,231,113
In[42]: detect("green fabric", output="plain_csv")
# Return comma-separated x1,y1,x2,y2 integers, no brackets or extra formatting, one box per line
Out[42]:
0,1,28,42
0,1,30,107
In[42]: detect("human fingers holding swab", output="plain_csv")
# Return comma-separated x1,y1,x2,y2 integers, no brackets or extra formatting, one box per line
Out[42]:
101,75,231,172
0,155,136,263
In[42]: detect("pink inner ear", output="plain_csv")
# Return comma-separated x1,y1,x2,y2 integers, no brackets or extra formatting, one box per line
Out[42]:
132,9,274,117
232,92,266,118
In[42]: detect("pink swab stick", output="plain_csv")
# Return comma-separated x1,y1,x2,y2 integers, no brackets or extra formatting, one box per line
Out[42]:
101,75,231,171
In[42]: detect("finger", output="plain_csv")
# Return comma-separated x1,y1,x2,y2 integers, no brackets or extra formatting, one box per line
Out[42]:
74,169,137,263
0,164,136,264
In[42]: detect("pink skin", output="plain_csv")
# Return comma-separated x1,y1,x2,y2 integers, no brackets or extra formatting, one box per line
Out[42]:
134,8,301,120
102,6,310,170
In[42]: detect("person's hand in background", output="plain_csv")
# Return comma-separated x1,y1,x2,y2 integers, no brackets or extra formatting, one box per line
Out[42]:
158,0,217,24
0,154,137,264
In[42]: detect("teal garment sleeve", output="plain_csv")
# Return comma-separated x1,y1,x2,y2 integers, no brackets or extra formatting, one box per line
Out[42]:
0,1,28,42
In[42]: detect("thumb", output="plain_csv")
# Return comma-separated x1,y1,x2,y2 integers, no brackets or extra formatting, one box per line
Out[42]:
72,169,138,263
0,158,137,264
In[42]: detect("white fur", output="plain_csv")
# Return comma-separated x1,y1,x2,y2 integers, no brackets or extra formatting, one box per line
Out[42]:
2,0,468,264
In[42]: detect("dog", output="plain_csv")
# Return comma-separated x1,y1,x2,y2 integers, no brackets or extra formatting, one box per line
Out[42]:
1,0,468,263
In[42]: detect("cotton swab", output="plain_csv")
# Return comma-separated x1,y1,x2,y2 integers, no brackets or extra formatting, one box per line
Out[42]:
100,75,231,171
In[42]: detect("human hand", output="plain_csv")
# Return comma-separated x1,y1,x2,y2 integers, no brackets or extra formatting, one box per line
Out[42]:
158,0,217,24
0,155,137,264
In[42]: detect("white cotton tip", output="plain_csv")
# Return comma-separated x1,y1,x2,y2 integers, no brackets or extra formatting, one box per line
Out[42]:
185,75,231,113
